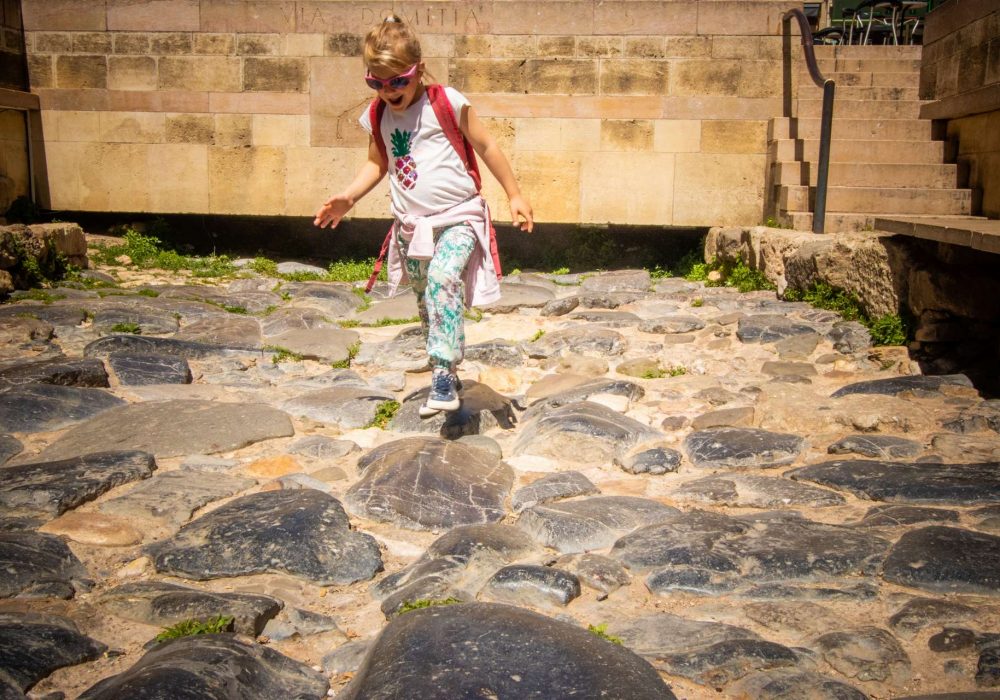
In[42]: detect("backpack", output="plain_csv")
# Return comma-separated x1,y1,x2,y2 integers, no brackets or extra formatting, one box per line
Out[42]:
364,84,502,293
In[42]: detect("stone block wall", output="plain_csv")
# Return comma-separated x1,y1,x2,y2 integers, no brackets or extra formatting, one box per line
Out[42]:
22,0,798,227
919,0,1000,218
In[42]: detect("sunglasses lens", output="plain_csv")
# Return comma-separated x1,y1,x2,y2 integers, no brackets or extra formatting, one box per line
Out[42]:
388,76,411,90
365,77,383,90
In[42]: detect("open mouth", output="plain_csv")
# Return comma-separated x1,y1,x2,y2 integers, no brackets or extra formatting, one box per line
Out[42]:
387,94,406,108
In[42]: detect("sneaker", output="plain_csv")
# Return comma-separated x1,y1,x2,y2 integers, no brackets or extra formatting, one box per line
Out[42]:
423,368,462,413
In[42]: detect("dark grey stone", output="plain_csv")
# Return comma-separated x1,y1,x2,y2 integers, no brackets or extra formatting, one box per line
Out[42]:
815,627,910,683
0,384,125,433
0,612,106,695
830,374,973,398
339,602,675,700
639,315,707,334
0,357,108,388
883,526,1000,595
684,427,806,469
147,489,382,585
0,434,22,466
554,553,630,600
569,309,641,326
77,634,328,700
0,531,90,598
99,468,255,526
262,607,344,642
483,564,581,607
540,296,579,316
672,473,845,508
172,315,262,347
485,282,556,313
321,640,369,675
828,321,873,353
740,582,880,601
281,282,360,315
929,628,977,653
731,669,868,699
827,434,923,459
737,315,818,343
788,460,1000,505
0,450,156,520
282,385,395,429
0,303,86,327
92,306,180,335
99,581,281,636
517,496,679,554
511,471,599,512
525,377,644,411
888,597,977,638
659,638,800,689
35,400,294,461
107,352,191,385
860,505,959,527
616,447,682,475
580,269,651,293
346,437,513,531
942,399,1000,434
523,326,626,359
464,340,524,368
83,334,256,359
391,380,516,436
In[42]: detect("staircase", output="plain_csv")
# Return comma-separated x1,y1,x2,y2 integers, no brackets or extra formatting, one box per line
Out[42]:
768,44,974,232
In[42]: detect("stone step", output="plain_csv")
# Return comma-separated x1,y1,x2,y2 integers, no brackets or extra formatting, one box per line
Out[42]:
769,117,933,141
779,185,972,215
797,71,923,88
797,98,926,119
770,138,945,164
773,161,958,188
813,57,922,74
803,86,922,101
812,45,922,59
781,211,984,233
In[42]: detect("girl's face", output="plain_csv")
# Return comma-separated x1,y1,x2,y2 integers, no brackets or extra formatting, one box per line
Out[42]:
366,62,425,113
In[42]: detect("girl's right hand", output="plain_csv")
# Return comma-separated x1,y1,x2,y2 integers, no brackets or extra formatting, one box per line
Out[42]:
313,194,355,229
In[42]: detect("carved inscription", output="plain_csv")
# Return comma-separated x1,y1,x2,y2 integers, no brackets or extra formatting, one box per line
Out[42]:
296,3,485,33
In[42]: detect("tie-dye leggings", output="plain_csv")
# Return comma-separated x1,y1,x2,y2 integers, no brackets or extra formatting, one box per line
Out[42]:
397,222,476,370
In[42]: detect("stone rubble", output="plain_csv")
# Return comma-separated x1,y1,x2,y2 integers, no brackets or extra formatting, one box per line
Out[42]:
1,256,1000,699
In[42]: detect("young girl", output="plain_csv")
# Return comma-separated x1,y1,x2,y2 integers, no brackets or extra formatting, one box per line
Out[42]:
314,14,533,416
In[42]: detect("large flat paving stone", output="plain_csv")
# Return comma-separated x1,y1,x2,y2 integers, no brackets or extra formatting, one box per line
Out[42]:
77,634,328,700
684,427,806,469
338,602,675,699
0,531,91,599
282,385,395,429
107,352,192,385
787,460,1000,505
737,315,818,343
0,612,107,697
345,437,513,531
147,489,381,585
0,357,108,388
523,326,627,359
99,468,255,527
266,327,360,364
35,400,294,460
672,473,845,508
0,450,156,520
0,384,125,433
831,374,974,398
883,526,1000,596
83,334,257,358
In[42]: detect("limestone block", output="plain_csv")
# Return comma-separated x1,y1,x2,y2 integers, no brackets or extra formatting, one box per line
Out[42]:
54,111,100,142
325,33,361,57
420,34,455,59
580,152,675,225
600,59,669,95
492,36,535,58
526,59,598,95
26,55,51,88
208,146,286,215
513,151,581,223
482,117,515,154
210,92,309,116
55,55,107,89
493,3,593,35
626,37,666,59
253,114,309,147
243,57,309,92
72,33,112,54
33,32,71,53
697,1,784,35
284,33,325,57
593,2,698,35
200,1,296,33
147,143,209,212
107,0,200,31
194,33,235,55
79,142,151,211
450,58,526,94
577,37,624,58
310,57,371,148
284,146,357,216
214,114,251,147
739,61,782,98
40,141,84,210
22,0,106,31
515,118,601,152
108,56,157,91
113,33,151,55
238,33,281,56
151,33,193,55
99,111,165,144
673,153,766,226
455,35,491,58
701,120,767,154
712,36,761,59
653,120,700,153
671,59,741,97
600,120,653,152
664,36,712,58
538,36,575,57
165,114,214,144
159,56,240,91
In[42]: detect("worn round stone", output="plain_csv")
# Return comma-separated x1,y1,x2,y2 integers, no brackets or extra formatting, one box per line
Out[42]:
0,357,109,388
815,627,911,683
390,380,517,436
339,603,675,699
266,327,360,364
39,511,143,546
859,505,959,527
0,384,126,433
684,427,806,469
541,296,579,316
147,489,382,586
99,468,255,526
282,385,395,429
0,433,21,466
827,434,923,459
346,437,513,531
731,669,867,700
483,564,581,608
616,447,682,475
555,553,631,599
0,531,90,599
526,377,644,411
831,374,973,398
77,634,328,700
107,352,192,385
84,334,256,358
286,436,359,460
511,471,599,513
0,612,107,696
639,315,706,334
737,315,818,343
93,305,181,336
580,269,652,293
672,473,845,508
464,339,525,368
524,326,626,359
888,597,977,638
883,526,1000,595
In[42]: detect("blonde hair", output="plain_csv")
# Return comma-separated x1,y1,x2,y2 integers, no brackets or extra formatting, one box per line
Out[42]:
364,14,424,75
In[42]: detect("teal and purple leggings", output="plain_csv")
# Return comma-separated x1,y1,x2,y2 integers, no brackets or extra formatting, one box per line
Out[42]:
397,222,476,370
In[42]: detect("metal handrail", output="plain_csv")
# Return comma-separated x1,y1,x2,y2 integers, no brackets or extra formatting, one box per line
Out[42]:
783,8,836,234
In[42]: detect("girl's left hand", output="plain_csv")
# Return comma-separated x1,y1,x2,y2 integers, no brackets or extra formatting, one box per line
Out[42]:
509,195,534,233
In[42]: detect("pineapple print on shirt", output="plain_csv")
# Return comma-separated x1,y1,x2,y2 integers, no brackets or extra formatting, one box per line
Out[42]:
390,128,418,190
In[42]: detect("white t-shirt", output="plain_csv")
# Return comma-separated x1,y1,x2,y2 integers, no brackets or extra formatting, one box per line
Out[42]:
359,86,478,218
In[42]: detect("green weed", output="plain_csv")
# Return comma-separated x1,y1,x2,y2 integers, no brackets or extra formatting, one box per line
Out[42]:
366,400,400,429
529,329,545,342
784,282,910,346
110,322,141,334
587,623,623,645
691,297,704,307
397,598,461,615
155,615,234,643
265,345,304,364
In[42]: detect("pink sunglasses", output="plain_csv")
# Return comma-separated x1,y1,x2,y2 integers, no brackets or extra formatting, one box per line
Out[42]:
364,64,419,91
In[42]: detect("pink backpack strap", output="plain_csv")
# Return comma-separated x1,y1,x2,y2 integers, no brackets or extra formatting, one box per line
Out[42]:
427,84,482,192
365,222,395,293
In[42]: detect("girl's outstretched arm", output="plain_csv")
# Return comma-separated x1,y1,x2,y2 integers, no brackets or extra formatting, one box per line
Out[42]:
460,104,533,232
314,137,387,229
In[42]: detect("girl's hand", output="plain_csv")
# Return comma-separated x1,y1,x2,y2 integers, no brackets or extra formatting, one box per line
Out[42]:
509,194,534,233
313,194,355,229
